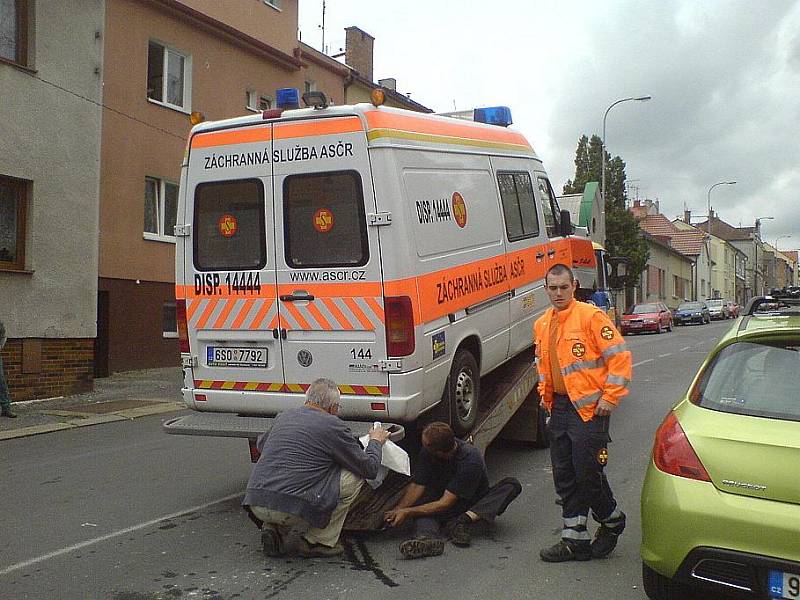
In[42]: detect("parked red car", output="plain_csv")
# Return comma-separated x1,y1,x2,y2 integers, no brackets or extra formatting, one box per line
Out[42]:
620,302,673,335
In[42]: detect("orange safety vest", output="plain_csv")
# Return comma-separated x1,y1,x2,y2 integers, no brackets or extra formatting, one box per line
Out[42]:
534,300,632,422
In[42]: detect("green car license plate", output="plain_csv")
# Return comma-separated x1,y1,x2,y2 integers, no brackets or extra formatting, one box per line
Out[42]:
770,570,800,599
207,346,267,368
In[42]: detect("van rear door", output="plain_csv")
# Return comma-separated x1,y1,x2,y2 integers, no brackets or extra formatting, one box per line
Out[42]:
184,123,285,404
271,116,389,407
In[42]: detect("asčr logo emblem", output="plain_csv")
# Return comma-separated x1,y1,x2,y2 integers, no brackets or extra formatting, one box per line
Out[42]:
218,214,238,238
314,208,334,233
452,192,467,228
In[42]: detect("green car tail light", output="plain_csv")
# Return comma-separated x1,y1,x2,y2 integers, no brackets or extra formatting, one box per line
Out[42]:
653,411,711,482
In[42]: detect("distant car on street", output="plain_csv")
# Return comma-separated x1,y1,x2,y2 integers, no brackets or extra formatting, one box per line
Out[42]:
705,298,729,320
641,294,800,600
726,300,739,318
673,301,711,326
620,302,673,335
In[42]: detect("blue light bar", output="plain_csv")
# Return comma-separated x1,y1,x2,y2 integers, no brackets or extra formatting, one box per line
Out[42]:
473,106,513,127
276,88,300,110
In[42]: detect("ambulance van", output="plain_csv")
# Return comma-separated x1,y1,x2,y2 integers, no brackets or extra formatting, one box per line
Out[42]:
175,89,596,437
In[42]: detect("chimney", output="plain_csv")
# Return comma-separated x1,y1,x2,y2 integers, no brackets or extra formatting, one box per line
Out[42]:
345,26,374,81
655,200,660,214
634,199,641,208
378,77,396,91
684,209,691,224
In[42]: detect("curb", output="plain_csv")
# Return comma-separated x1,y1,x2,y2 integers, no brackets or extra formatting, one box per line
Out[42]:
0,402,186,441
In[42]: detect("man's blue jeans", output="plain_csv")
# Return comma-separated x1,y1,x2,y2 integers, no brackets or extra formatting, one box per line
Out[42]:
0,353,12,410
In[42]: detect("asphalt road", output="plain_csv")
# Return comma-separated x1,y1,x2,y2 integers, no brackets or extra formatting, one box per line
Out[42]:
0,320,735,600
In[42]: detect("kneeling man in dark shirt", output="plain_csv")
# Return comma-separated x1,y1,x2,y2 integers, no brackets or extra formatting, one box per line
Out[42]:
384,422,522,559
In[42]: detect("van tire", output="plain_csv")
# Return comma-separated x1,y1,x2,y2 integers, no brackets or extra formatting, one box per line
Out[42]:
446,349,480,437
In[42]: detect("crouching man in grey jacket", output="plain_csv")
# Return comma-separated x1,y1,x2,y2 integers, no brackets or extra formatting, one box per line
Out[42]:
244,378,390,558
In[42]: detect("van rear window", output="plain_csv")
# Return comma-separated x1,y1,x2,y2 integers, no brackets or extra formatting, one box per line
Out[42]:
283,171,368,268
193,179,266,271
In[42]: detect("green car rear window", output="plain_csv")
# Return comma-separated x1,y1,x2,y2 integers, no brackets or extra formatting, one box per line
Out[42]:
693,340,800,422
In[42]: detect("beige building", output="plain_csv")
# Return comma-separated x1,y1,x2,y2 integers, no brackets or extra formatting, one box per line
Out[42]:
638,232,694,309
1,0,104,400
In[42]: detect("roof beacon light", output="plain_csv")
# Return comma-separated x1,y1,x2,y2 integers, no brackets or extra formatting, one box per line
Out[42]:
302,90,329,109
276,88,300,110
473,106,513,127
370,88,386,107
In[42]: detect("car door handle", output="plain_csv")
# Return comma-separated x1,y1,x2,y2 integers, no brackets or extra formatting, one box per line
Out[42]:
280,292,315,302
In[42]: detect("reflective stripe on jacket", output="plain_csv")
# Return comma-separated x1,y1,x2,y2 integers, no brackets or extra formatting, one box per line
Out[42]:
534,300,632,422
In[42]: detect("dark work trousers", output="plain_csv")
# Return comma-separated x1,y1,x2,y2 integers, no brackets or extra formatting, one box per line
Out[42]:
549,394,622,543
413,477,523,538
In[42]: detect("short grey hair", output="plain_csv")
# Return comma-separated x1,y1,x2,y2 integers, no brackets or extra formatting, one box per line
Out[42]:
305,378,340,409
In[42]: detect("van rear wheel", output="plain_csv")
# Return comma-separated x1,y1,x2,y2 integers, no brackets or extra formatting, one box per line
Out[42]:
446,349,480,437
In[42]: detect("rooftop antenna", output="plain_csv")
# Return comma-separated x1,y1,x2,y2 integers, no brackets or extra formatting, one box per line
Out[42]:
319,0,327,54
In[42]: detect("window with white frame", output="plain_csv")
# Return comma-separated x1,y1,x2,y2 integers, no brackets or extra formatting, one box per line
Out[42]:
246,90,273,112
162,301,178,338
147,40,191,111
304,80,316,93
144,177,179,241
263,0,281,9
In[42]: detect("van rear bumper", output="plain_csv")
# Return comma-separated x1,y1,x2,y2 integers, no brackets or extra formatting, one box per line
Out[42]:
180,366,427,422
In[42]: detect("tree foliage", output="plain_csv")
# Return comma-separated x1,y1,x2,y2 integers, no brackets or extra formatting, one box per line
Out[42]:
563,134,648,292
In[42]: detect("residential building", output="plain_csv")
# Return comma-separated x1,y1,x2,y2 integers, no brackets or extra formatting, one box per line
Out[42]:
637,232,694,309
0,1,104,400
557,181,605,245
783,250,798,287
694,212,769,301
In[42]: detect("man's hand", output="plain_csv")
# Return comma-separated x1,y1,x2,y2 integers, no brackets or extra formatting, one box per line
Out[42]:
594,399,616,416
368,426,390,445
384,508,409,527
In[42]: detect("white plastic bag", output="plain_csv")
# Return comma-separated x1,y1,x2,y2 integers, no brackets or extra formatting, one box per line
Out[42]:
359,422,411,489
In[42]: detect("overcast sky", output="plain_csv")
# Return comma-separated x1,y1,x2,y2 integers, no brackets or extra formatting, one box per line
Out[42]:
299,0,800,252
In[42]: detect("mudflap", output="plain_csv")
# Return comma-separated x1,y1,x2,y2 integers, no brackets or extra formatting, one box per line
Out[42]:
343,471,412,532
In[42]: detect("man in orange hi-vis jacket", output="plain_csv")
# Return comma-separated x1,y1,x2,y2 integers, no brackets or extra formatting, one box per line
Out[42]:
534,264,632,563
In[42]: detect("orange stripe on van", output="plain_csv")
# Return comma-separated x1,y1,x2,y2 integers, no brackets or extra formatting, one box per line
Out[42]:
195,299,219,330
321,298,353,330
276,282,382,298
364,297,385,323
191,126,272,149
267,313,279,330
284,302,312,330
187,298,203,322
273,117,362,140
364,111,531,149
231,299,256,329
344,298,373,330
250,300,273,330
212,300,237,329
306,302,333,330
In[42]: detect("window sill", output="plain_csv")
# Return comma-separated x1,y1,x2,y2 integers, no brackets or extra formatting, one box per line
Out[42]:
147,97,191,115
0,56,37,74
263,1,282,11
0,267,34,275
163,332,178,339
143,233,176,244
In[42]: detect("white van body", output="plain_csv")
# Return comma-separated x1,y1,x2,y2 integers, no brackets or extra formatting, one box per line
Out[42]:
176,103,596,435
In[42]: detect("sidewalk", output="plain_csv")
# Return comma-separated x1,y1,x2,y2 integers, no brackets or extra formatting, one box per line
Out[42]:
0,367,186,441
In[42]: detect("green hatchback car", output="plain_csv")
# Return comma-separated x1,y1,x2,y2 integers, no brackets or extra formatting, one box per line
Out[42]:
641,294,800,600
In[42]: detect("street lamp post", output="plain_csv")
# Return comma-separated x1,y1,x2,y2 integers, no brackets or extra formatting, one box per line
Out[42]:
705,181,736,298
601,96,652,206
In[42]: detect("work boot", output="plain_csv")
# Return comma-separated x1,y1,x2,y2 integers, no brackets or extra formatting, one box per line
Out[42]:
1,407,16,418
445,514,473,547
294,537,344,558
539,540,591,562
260,524,284,557
399,537,445,559
591,511,626,558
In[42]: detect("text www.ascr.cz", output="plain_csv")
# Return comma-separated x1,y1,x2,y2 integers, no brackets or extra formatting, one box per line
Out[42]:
289,270,367,282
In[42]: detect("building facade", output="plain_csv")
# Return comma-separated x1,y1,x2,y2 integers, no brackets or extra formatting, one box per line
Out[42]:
637,232,694,309
1,0,105,400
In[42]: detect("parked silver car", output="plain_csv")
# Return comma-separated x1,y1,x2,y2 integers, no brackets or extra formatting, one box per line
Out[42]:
705,298,730,320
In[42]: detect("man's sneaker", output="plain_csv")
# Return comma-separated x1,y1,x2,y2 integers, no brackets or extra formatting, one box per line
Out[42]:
295,537,344,558
445,514,473,547
1,407,17,418
591,512,626,558
539,540,591,562
260,525,284,557
399,537,445,559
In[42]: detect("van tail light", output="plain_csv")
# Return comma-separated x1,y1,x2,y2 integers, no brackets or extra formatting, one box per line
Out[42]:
384,296,415,357
177,299,190,353
652,411,711,482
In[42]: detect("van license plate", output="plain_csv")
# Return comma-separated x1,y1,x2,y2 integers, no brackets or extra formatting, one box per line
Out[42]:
207,347,267,368
770,570,800,599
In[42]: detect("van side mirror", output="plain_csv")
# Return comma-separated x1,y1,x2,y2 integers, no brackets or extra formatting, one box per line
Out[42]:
559,209,572,237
